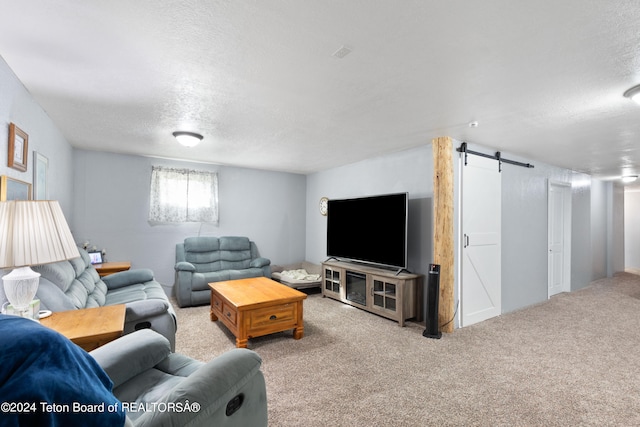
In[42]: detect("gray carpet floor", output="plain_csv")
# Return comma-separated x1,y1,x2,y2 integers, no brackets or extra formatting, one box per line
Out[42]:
174,273,640,426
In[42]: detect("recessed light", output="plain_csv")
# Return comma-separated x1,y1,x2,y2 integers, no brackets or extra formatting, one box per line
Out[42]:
468,121,479,128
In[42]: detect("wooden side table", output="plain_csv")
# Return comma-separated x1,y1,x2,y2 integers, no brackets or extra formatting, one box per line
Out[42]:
40,305,126,351
94,261,131,277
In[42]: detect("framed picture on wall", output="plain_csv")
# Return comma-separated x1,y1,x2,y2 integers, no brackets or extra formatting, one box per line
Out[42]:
8,123,29,172
33,151,49,200
0,175,32,201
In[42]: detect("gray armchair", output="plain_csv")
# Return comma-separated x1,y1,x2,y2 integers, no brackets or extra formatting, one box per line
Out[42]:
90,328,268,426
174,236,271,307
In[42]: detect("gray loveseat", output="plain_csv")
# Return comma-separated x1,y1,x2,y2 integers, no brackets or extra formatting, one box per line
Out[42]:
31,247,177,350
174,236,271,307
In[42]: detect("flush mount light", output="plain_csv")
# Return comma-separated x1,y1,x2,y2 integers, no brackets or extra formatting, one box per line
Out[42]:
621,175,638,183
623,84,640,104
172,131,203,147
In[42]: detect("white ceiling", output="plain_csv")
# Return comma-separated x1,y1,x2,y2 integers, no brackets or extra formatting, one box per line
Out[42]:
1,1,640,184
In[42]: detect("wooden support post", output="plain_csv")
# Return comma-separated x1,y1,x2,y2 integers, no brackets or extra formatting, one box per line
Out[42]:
432,136,455,333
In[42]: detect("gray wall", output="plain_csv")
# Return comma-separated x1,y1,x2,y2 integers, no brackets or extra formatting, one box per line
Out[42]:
590,180,625,279
571,175,594,288
306,145,434,277
467,143,622,314
496,150,611,313
72,150,307,292
306,139,625,321
625,189,640,272
609,183,625,276
500,155,573,312
0,56,74,214
591,179,608,280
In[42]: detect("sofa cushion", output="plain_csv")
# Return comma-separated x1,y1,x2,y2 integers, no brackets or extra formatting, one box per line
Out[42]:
33,259,108,309
193,271,230,291
184,236,220,253
35,278,77,312
229,268,266,280
104,281,169,306
102,269,154,290
219,236,251,250
185,236,256,273
184,237,223,273
90,328,171,389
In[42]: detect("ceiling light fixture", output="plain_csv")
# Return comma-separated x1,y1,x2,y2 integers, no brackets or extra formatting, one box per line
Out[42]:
623,84,640,104
172,131,203,148
621,175,638,183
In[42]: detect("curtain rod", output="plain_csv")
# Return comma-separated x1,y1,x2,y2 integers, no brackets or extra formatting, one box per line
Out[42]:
457,142,534,172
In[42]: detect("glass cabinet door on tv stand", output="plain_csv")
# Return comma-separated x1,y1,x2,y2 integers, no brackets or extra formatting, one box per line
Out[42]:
371,276,398,314
323,265,342,299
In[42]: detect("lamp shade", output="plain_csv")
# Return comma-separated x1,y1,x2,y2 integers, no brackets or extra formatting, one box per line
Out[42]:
0,200,80,269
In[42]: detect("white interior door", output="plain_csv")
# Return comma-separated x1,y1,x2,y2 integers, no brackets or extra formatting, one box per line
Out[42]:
461,154,502,327
548,181,571,297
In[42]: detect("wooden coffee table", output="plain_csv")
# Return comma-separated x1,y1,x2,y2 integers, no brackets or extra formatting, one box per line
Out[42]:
40,305,126,351
209,277,307,348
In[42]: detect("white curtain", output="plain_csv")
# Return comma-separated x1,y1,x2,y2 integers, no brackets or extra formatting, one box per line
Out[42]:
149,167,219,223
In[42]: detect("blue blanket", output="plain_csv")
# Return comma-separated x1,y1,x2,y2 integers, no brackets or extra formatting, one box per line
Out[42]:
0,314,125,427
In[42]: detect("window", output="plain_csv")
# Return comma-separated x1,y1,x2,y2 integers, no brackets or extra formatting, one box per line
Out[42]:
149,166,219,223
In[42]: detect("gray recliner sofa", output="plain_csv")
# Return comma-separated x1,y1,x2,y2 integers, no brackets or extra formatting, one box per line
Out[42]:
174,236,271,308
0,314,267,427
31,247,177,350
91,328,268,427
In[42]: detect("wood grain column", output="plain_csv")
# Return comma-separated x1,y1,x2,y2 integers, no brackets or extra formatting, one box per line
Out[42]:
432,136,454,333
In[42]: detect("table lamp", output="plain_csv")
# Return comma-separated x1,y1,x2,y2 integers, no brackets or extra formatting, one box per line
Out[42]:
0,200,80,318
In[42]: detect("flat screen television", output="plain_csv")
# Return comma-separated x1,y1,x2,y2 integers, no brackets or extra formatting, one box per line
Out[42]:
326,192,408,270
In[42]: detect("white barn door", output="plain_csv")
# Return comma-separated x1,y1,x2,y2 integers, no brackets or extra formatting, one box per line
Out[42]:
461,154,502,327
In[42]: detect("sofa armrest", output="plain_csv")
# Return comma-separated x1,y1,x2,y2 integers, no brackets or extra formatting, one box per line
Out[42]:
90,329,171,388
175,261,196,272
133,348,267,427
250,257,270,268
175,269,203,308
102,269,155,290
125,299,170,322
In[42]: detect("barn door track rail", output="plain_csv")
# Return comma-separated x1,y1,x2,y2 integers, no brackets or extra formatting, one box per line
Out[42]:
457,142,534,172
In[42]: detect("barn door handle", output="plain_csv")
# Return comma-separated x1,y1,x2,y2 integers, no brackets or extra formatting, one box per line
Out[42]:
464,234,469,248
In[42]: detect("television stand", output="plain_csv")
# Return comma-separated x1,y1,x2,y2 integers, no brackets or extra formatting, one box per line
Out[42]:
322,260,423,326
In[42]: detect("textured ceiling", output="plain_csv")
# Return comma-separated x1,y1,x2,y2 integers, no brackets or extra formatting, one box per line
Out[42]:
1,1,640,183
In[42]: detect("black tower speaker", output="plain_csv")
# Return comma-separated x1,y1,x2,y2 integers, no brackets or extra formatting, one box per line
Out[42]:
423,263,442,339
